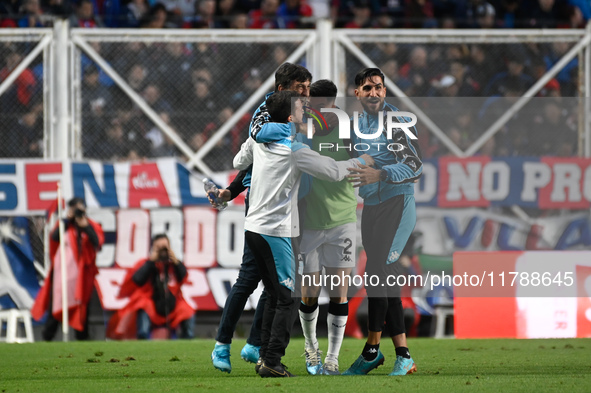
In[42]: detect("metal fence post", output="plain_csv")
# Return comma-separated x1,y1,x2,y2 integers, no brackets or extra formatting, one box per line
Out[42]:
317,19,332,80
52,19,70,160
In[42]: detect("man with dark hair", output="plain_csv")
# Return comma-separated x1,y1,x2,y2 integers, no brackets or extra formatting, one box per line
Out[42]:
273,62,313,95
296,79,359,375
32,197,104,341
107,234,195,339
211,63,312,374
233,90,372,378
344,67,422,376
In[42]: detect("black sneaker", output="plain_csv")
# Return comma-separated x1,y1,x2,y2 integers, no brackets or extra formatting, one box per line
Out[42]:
257,361,296,378
255,357,263,374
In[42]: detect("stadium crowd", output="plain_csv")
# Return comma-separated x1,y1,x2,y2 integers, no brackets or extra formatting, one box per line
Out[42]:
1,0,589,29
0,0,583,166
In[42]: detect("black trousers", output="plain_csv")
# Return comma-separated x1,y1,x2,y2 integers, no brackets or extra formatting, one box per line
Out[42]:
245,231,299,367
362,195,415,336
43,287,91,341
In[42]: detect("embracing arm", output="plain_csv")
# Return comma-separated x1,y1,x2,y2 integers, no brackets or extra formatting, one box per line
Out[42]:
294,146,368,182
381,127,423,184
233,137,254,170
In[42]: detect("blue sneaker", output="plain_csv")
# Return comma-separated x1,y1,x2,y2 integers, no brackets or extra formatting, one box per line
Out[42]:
342,350,385,375
388,356,417,376
241,343,260,364
304,348,323,375
211,343,231,373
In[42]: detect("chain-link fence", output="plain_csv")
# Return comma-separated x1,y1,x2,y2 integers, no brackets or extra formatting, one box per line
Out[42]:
1,25,590,168
71,30,313,175
0,30,51,159
335,29,589,159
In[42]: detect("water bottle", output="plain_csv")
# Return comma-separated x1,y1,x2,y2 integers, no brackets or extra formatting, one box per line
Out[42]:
203,178,227,211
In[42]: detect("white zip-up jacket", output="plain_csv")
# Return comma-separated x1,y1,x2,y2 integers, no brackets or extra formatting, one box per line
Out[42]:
233,136,365,238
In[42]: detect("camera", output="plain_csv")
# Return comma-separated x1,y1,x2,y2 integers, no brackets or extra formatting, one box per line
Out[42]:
158,247,170,262
74,208,86,218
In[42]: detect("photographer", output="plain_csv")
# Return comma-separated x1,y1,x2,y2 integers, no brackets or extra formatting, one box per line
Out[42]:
107,234,195,340
32,197,104,341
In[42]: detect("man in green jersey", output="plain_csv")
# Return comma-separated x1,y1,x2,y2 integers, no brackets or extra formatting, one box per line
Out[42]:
298,80,358,376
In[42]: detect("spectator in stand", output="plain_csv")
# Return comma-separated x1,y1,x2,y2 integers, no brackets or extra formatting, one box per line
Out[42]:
152,134,183,158
127,63,149,92
495,0,521,28
259,45,290,77
429,74,459,97
451,0,485,28
145,111,170,152
202,106,250,154
9,105,43,157
229,11,248,27
484,48,533,96
474,1,498,27
69,0,104,27
89,116,131,160
108,234,195,340
468,44,500,94
379,59,412,92
528,99,576,156
110,59,148,112
369,41,398,61
277,0,314,28
176,66,217,137
140,3,172,27
82,64,112,116
480,76,530,156
249,0,281,28
17,0,45,27
517,0,567,28
344,0,373,27
81,63,112,153
531,57,562,97
568,0,590,20
143,83,172,114
215,0,237,27
331,0,379,27
79,42,115,88
375,0,404,27
156,42,194,110
0,50,37,115
124,0,149,27
544,41,577,95
161,0,197,24
399,46,433,96
230,67,263,108
447,109,475,151
557,4,585,27
186,0,216,27
449,60,478,96
125,114,153,158
404,0,436,28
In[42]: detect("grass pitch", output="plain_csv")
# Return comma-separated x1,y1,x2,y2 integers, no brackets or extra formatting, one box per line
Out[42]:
1,337,590,392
